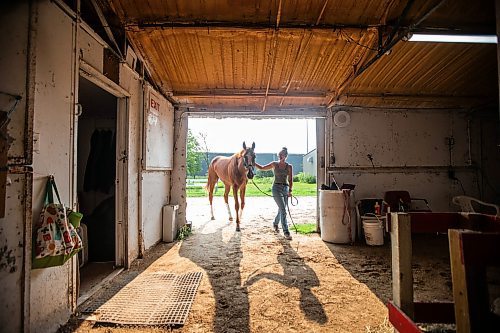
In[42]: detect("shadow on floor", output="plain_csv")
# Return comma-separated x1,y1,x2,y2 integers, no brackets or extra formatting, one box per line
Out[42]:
324,233,453,304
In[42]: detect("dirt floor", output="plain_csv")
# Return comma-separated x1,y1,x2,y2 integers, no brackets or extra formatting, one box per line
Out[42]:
60,196,453,333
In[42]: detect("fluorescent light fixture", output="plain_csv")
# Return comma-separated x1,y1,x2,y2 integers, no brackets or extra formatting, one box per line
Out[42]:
409,34,498,44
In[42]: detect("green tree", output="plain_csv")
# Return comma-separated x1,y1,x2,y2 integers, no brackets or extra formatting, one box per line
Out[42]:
186,129,202,177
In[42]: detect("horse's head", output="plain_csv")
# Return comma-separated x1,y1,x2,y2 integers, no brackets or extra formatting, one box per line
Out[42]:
242,141,256,179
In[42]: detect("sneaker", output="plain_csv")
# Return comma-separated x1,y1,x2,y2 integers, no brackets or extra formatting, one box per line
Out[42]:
273,224,279,233
284,233,292,240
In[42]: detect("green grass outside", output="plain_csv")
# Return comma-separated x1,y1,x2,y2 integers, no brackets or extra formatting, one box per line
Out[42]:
291,223,317,235
186,177,317,197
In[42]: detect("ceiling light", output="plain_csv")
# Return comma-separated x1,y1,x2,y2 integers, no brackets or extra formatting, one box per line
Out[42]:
409,34,497,44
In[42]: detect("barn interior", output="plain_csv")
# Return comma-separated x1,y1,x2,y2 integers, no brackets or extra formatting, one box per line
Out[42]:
82,0,500,209
63,0,500,330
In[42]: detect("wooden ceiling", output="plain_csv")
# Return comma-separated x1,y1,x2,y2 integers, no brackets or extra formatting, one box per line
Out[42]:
107,0,498,114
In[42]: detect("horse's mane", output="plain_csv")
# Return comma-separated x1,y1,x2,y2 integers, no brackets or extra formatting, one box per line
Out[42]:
233,149,245,158
231,149,246,182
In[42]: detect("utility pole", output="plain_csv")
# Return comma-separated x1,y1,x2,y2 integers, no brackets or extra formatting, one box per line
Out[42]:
306,119,309,153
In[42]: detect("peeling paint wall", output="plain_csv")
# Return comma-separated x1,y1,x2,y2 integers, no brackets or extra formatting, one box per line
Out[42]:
0,174,27,332
170,109,188,227
30,1,76,332
328,109,479,211
0,2,31,331
78,27,103,73
119,64,141,266
140,87,173,250
1,1,176,331
142,171,170,248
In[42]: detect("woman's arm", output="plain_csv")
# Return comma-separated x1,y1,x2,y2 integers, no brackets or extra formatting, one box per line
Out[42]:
287,164,293,193
255,162,275,171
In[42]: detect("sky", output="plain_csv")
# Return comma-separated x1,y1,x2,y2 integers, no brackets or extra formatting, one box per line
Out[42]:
188,118,317,154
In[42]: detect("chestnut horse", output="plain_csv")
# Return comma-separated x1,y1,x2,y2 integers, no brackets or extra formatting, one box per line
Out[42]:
206,142,256,231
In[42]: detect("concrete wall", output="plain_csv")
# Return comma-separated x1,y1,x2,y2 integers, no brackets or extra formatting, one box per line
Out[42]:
141,171,170,248
140,86,173,251
30,1,76,332
171,109,188,226
0,2,31,332
119,63,141,265
0,2,175,332
327,108,479,211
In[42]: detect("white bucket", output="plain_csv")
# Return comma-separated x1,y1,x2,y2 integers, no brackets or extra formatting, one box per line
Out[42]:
319,190,356,244
362,219,384,246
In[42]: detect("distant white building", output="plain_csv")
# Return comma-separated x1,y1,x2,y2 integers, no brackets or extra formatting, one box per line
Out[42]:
302,149,317,177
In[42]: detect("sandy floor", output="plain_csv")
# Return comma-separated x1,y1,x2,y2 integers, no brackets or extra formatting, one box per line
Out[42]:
60,196,453,333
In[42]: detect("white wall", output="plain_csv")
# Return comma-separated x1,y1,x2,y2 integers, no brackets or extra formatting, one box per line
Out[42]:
0,1,176,332
140,87,173,250
0,2,31,332
142,172,170,249
30,1,76,332
170,109,188,227
328,109,478,211
119,64,141,265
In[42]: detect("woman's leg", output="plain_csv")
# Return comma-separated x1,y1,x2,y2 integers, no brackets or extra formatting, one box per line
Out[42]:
272,185,289,235
272,186,282,231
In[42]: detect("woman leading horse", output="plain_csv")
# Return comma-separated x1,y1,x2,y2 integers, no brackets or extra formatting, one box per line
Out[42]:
206,142,256,231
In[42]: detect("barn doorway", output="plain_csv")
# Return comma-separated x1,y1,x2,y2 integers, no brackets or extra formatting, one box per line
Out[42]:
76,76,124,302
186,117,319,230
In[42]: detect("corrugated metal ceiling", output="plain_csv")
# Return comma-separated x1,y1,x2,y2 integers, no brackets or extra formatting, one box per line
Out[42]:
108,0,498,113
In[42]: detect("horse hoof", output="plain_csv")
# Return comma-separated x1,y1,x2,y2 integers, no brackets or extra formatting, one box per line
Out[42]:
211,217,215,220
229,217,233,221
236,226,241,232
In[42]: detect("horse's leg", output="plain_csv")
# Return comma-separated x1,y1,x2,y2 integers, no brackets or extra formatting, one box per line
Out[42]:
239,184,246,222
223,183,233,221
233,185,241,231
207,168,218,220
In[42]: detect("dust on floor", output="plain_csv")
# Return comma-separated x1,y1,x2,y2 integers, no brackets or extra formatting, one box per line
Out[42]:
60,196,452,333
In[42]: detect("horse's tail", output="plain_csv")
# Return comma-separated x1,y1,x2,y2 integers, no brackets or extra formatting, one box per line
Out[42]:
205,157,219,192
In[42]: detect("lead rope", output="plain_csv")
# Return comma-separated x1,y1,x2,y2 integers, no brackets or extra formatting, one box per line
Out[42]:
342,190,353,244
251,179,299,234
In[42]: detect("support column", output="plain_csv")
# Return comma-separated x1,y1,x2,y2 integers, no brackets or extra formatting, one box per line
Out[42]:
390,213,414,319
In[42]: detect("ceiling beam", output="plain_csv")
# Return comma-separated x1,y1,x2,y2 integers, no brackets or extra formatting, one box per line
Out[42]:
134,21,496,37
174,89,326,98
316,0,330,25
262,1,282,112
340,92,491,100
135,21,373,31
184,107,327,117
89,0,123,58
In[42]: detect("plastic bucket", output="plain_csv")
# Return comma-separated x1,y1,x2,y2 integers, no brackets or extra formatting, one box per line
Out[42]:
362,219,384,246
319,190,356,244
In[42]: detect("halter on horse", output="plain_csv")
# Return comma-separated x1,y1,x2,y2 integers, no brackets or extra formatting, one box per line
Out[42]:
206,142,256,231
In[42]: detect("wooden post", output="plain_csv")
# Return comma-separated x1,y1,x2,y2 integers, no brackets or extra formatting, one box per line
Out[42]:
449,229,471,333
390,213,414,319
449,230,497,333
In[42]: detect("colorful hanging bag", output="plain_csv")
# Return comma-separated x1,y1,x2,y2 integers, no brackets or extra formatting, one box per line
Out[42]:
32,175,83,269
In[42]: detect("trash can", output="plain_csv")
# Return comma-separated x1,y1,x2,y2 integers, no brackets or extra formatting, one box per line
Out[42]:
162,204,179,242
319,190,356,244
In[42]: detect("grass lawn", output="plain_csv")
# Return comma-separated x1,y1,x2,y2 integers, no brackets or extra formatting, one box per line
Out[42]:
290,223,318,235
186,177,317,197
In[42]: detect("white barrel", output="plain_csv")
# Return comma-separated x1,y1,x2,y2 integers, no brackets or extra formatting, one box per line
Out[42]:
319,190,356,243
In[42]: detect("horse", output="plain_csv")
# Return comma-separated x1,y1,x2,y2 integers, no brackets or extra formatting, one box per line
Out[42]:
206,142,256,231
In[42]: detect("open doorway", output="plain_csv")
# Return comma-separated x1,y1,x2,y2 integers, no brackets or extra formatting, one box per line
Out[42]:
76,76,121,299
186,117,319,229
